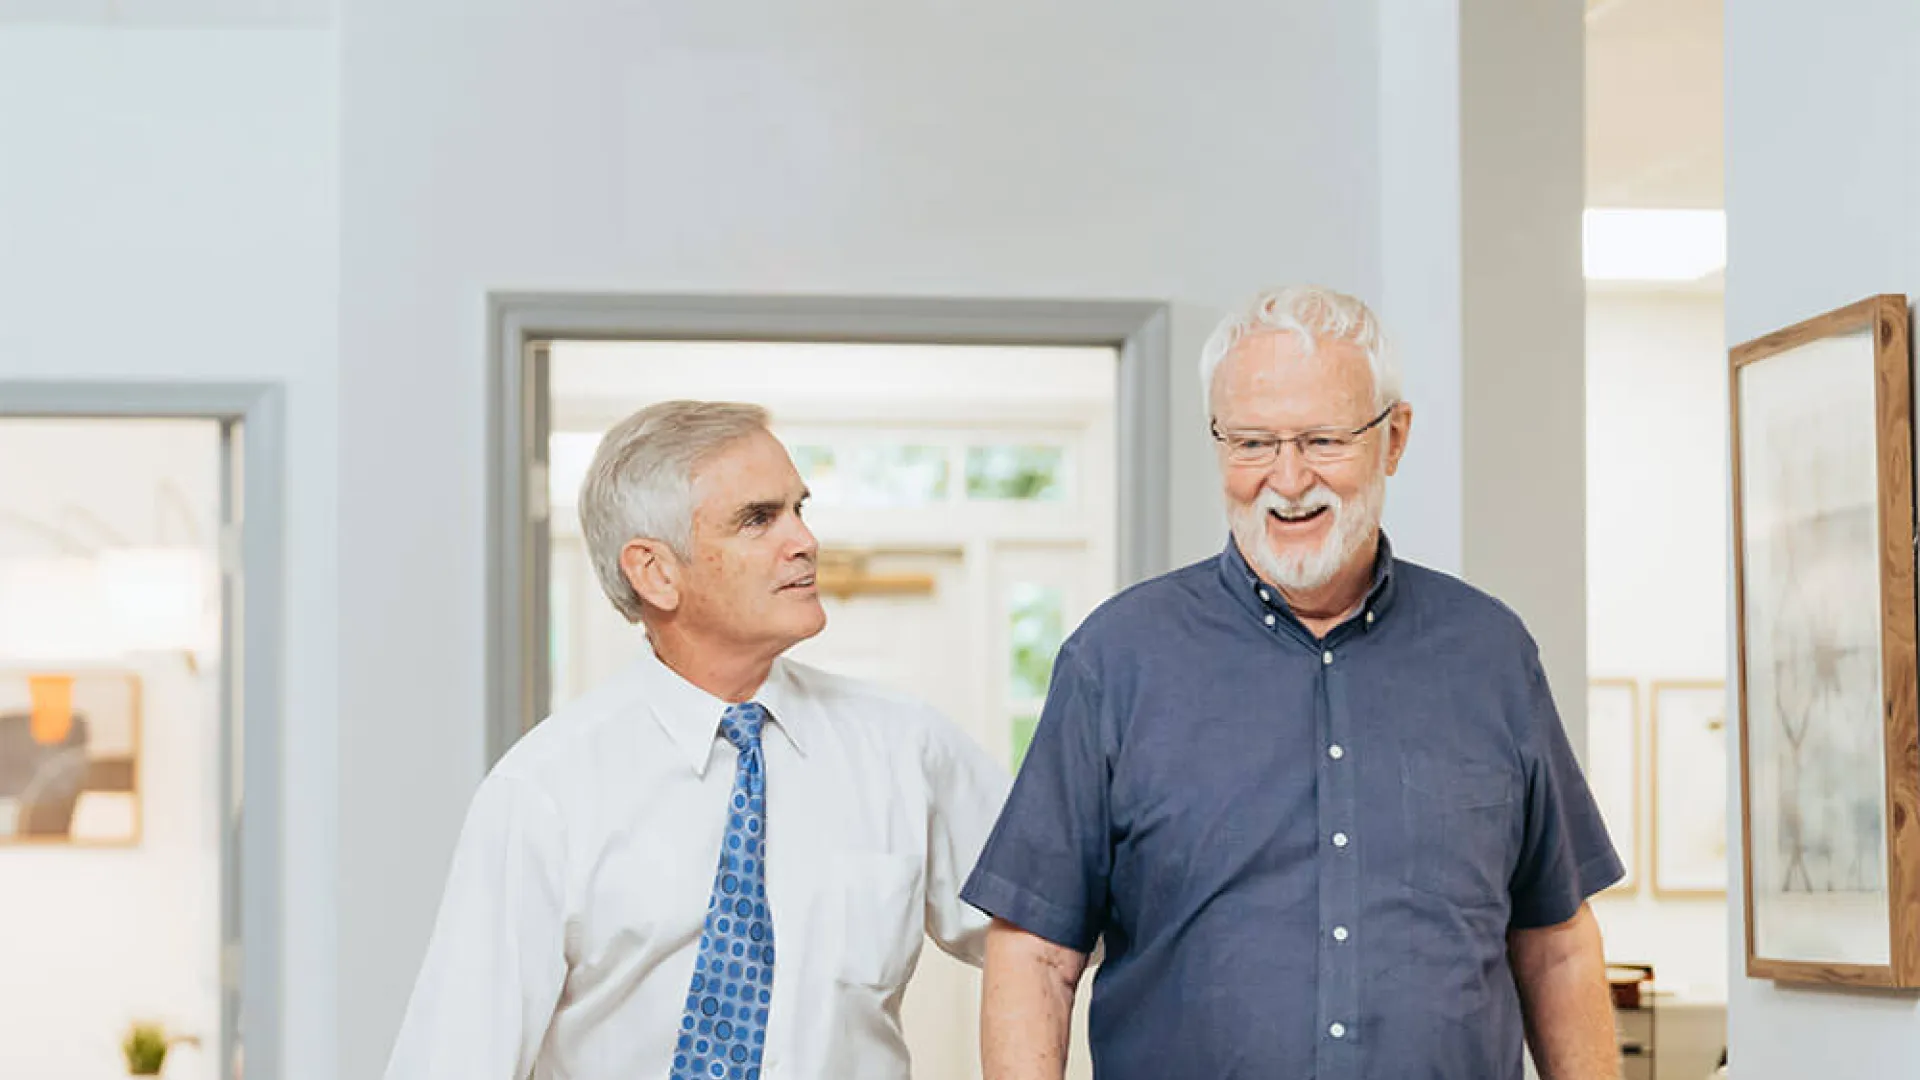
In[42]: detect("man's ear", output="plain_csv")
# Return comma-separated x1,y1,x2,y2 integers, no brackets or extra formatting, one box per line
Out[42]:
1383,402,1413,477
621,538,682,613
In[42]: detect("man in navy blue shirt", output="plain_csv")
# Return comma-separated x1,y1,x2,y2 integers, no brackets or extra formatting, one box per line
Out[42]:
962,286,1624,1080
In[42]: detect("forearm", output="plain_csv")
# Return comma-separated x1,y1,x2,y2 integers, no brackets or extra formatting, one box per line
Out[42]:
981,920,1084,1080
1510,906,1619,1080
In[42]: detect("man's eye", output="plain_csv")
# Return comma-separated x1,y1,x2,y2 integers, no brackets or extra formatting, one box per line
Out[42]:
1304,436,1346,451
744,511,771,529
1236,438,1278,454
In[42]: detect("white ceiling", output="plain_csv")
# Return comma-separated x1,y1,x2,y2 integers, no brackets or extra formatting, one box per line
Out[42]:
1586,0,1723,209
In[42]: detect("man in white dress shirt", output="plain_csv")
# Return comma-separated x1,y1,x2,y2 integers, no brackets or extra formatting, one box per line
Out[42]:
385,401,1010,1080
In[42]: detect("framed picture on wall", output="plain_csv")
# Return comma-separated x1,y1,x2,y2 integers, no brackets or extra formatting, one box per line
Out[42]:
0,669,142,846
1587,679,1640,895
1730,293,1920,988
1650,680,1727,896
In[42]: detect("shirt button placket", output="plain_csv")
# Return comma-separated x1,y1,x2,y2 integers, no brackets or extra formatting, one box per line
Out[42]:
1318,627,1359,1077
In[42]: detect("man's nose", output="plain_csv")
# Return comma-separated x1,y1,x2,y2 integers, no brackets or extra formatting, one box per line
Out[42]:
1264,442,1319,498
787,515,819,560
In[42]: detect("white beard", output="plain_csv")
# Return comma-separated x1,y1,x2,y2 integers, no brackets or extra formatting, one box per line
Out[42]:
1229,467,1386,593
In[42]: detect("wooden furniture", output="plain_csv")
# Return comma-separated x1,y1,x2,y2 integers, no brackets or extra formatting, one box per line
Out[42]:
1608,963,1656,1080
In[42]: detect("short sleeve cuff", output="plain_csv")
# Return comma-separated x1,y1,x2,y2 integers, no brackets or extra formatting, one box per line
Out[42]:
961,868,1098,954
1510,849,1626,930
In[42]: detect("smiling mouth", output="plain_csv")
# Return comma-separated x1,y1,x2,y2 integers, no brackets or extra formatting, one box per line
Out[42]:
778,575,817,592
1269,507,1330,526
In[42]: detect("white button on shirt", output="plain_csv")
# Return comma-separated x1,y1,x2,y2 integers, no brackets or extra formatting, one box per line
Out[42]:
384,644,1010,1080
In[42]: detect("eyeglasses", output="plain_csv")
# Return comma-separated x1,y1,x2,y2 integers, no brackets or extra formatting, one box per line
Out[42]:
1210,403,1398,467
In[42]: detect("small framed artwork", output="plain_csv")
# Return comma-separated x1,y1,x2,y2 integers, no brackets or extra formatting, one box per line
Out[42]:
1730,293,1920,987
1651,681,1728,897
1587,679,1641,895
0,669,142,846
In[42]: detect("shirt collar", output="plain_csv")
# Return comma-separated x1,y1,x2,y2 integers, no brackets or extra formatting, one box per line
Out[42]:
1217,530,1399,632
634,640,813,777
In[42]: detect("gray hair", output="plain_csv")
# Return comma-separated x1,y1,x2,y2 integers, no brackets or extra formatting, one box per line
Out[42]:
579,400,772,623
1198,285,1401,413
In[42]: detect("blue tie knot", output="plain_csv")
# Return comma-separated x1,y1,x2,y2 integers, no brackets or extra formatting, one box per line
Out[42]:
721,702,768,754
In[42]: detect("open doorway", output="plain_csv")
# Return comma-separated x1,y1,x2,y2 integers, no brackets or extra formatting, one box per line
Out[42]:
488,294,1170,1080
0,385,285,1080
1583,0,1728,1076
544,339,1115,1080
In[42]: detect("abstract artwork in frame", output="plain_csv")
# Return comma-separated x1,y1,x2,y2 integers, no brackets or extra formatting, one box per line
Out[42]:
1651,681,1728,897
1731,293,1920,988
1587,679,1641,895
0,669,142,846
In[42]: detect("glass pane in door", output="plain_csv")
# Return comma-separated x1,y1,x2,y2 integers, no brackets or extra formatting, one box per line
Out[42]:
0,418,228,1080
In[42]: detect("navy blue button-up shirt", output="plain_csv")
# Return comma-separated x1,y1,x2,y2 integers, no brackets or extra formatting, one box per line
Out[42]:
962,536,1623,1080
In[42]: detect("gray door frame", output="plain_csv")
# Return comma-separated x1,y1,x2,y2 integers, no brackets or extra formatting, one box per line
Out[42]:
487,293,1172,764
0,381,286,1080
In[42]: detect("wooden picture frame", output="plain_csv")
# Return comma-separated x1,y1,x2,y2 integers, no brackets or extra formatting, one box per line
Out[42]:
1730,293,1920,987
1588,678,1642,895
1650,680,1728,898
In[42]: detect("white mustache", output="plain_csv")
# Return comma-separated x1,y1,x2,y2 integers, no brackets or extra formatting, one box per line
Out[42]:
1255,485,1341,519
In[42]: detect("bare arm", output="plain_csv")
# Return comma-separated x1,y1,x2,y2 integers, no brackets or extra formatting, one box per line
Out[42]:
1508,903,1618,1080
981,918,1089,1080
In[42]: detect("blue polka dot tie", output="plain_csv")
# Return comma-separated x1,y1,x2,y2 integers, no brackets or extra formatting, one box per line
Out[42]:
672,702,775,1080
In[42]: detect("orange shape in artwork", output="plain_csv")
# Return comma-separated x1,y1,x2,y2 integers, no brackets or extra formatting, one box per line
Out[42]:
28,674,75,745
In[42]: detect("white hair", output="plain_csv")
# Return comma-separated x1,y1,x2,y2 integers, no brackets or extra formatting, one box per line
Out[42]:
1199,285,1401,412
578,400,772,624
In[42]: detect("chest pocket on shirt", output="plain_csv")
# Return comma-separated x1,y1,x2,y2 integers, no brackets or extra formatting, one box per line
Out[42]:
833,851,925,990
1401,750,1519,909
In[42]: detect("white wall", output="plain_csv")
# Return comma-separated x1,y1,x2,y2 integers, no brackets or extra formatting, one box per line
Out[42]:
0,421,222,1080
1377,0,1464,576
1726,0,1920,1074
1458,0,1590,748
1378,0,1589,749
0,23,340,1080
334,4,1394,1073
1586,291,1728,681
1584,289,1730,1003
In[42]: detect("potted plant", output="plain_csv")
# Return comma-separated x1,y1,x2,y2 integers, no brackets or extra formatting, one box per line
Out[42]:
121,1021,199,1077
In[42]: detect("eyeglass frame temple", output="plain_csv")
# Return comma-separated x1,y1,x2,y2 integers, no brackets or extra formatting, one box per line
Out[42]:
1209,401,1400,447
